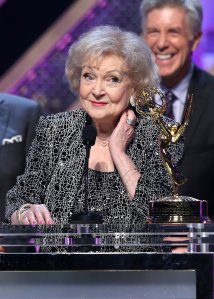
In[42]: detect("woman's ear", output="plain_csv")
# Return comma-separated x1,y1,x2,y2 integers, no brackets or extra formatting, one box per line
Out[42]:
129,95,135,107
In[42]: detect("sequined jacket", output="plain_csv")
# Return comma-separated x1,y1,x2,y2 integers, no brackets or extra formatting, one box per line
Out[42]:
5,109,183,225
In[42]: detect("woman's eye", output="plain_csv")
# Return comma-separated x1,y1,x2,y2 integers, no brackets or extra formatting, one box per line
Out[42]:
82,73,94,80
107,76,120,84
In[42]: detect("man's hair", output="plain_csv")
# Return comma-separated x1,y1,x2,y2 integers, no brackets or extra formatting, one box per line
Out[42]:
140,0,203,37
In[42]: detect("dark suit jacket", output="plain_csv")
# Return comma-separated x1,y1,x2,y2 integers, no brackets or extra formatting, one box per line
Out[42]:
0,93,43,221
179,66,214,220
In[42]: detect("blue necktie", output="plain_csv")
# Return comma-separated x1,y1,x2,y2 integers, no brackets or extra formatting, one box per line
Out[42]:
165,90,176,120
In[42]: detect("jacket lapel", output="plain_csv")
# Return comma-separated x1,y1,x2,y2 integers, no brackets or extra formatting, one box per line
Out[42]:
0,103,9,146
183,66,208,154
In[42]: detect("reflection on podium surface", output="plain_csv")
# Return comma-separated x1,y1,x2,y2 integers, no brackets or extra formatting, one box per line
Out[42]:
0,223,213,299
0,223,214,253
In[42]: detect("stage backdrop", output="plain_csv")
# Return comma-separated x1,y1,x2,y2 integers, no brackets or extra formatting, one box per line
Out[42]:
1,0,214,114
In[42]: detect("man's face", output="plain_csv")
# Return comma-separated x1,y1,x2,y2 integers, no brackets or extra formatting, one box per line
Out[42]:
143,7,201,87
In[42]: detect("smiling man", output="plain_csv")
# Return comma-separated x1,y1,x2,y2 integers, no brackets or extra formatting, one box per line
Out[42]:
140,0,214,220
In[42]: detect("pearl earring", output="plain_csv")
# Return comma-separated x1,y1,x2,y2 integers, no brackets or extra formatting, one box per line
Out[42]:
129,96,135,107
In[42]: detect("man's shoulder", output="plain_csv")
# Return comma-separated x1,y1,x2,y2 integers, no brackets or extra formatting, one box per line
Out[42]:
0,93,40,109
191,66,214,85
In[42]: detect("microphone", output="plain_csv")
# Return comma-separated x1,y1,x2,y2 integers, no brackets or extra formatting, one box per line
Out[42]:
82,124,97,147
82,125,97,214
69,125,103,224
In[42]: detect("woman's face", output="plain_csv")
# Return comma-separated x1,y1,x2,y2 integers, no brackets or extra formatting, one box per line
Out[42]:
79,54,133,123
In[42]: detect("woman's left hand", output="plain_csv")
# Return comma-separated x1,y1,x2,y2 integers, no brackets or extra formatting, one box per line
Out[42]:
109,109,136,154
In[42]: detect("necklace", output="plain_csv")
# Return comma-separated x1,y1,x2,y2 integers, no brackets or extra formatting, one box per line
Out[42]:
97,137,109,147
101,140,108,147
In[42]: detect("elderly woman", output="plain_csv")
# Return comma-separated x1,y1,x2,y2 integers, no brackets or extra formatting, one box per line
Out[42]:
6,25,182,227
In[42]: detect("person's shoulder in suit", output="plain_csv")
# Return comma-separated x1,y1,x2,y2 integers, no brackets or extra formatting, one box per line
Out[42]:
0,93,44,138
192,65,214,87
0,93,44,222
0,92,43,112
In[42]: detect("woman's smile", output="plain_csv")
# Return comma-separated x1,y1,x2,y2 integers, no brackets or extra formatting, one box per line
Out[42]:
90,100,108,107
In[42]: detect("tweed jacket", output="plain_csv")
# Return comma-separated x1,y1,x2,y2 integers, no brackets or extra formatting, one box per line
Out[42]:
6,109,182,225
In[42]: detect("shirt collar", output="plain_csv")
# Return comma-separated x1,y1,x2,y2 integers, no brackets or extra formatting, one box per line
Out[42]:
160,64,194,104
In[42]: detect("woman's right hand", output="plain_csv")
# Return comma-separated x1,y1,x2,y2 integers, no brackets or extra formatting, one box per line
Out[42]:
11,204,55,225
109,109,136,154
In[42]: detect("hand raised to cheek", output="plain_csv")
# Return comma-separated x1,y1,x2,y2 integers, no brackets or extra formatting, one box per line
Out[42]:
109,109,136,153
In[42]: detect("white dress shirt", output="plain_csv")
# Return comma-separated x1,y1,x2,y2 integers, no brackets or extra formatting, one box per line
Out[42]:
155,65,193,122
160,65,194,123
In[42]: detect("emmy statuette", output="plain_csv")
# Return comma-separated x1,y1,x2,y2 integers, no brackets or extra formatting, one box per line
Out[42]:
133,87,209,223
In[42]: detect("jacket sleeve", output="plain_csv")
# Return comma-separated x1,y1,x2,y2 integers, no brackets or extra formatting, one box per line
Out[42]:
5,115,55,221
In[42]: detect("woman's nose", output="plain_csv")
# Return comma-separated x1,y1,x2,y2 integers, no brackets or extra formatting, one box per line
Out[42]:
92,79,105,97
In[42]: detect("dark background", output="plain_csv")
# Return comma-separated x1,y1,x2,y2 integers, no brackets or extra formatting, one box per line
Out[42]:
0,0,76,77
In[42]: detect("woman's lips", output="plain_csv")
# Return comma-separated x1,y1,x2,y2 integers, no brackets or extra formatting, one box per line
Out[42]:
91,101,107,106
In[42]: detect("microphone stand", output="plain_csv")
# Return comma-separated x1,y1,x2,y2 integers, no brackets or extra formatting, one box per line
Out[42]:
84,140,90,214
69,126,103,224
